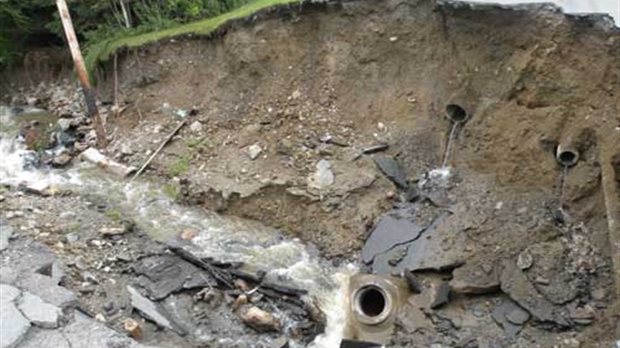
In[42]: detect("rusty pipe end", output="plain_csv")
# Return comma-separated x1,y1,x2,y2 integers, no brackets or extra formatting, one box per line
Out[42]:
352,284,393,326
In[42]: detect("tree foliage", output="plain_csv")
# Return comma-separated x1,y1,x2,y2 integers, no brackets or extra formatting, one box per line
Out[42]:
0,0,254,69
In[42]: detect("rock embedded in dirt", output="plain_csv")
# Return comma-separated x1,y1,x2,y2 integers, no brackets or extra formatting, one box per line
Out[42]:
238,306,280,332
516,250,533,270
403,269,423,294
430,282,451,309
99,226,129,236
16,273,77,310
308,159,334,190
374,156,407,188
247,144,263,160
123,318,142,339
189,121,203,133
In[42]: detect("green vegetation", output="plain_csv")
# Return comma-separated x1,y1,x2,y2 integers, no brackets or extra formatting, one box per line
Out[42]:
186,137,205,148
85,0,299,71
104,209,122,221
162,183,180,200
169,155,191,176
1,0,299,70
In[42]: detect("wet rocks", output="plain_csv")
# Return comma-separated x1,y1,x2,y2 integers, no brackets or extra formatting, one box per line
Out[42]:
374,156,407,188
133,255,215,300
51,152,72,167
238,306,280,332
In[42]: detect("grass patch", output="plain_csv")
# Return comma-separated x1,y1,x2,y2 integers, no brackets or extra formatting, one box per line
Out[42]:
105,210,122,222
169,155,191,176
162,184,180,200
187,137,205,148
85,0,300,72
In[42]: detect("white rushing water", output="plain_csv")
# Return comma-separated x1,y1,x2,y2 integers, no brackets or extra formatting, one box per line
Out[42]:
0,106,354,348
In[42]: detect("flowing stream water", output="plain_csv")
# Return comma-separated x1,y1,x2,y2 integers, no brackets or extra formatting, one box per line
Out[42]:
0,106,354,348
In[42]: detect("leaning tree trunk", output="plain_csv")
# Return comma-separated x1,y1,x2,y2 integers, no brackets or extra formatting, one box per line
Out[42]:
55,0,108,148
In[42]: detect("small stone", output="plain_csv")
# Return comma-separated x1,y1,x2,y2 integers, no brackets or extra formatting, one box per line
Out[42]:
308,159,334,190
74,256,88,271
232,294,248,310
52,153,72,167
247,144,263,160
59,211,76,220
238,306,280,332
120,144,133,156
234,279,250,292
403,269,422,294
592,288,607,301
95,313,106,322
189,121,203,133
99,226,128,236
65,233,79,244
389,36,398,42
57,118,72,131
517,250,533,270
123,318,142,339
180,229,198,240
17,292,63,329
270,337,289,348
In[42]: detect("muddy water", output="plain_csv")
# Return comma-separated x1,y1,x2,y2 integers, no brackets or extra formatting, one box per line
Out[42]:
0,106,354,348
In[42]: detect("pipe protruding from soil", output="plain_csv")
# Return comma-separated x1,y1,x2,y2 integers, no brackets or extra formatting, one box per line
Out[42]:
445,104,469,123
556,143,580,167
353,284,392,325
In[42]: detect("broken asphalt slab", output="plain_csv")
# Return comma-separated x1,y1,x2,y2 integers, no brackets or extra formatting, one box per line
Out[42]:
361,213,424,264
371,213,466,274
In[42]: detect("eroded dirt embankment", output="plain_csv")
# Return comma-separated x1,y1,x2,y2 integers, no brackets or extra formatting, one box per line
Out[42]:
2,1,619,346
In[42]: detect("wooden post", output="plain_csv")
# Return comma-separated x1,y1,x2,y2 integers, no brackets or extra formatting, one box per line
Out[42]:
56,0,108,148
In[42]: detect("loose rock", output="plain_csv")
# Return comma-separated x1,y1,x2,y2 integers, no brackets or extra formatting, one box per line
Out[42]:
247,144,263,160
123,318,142,339
238,306,280,332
